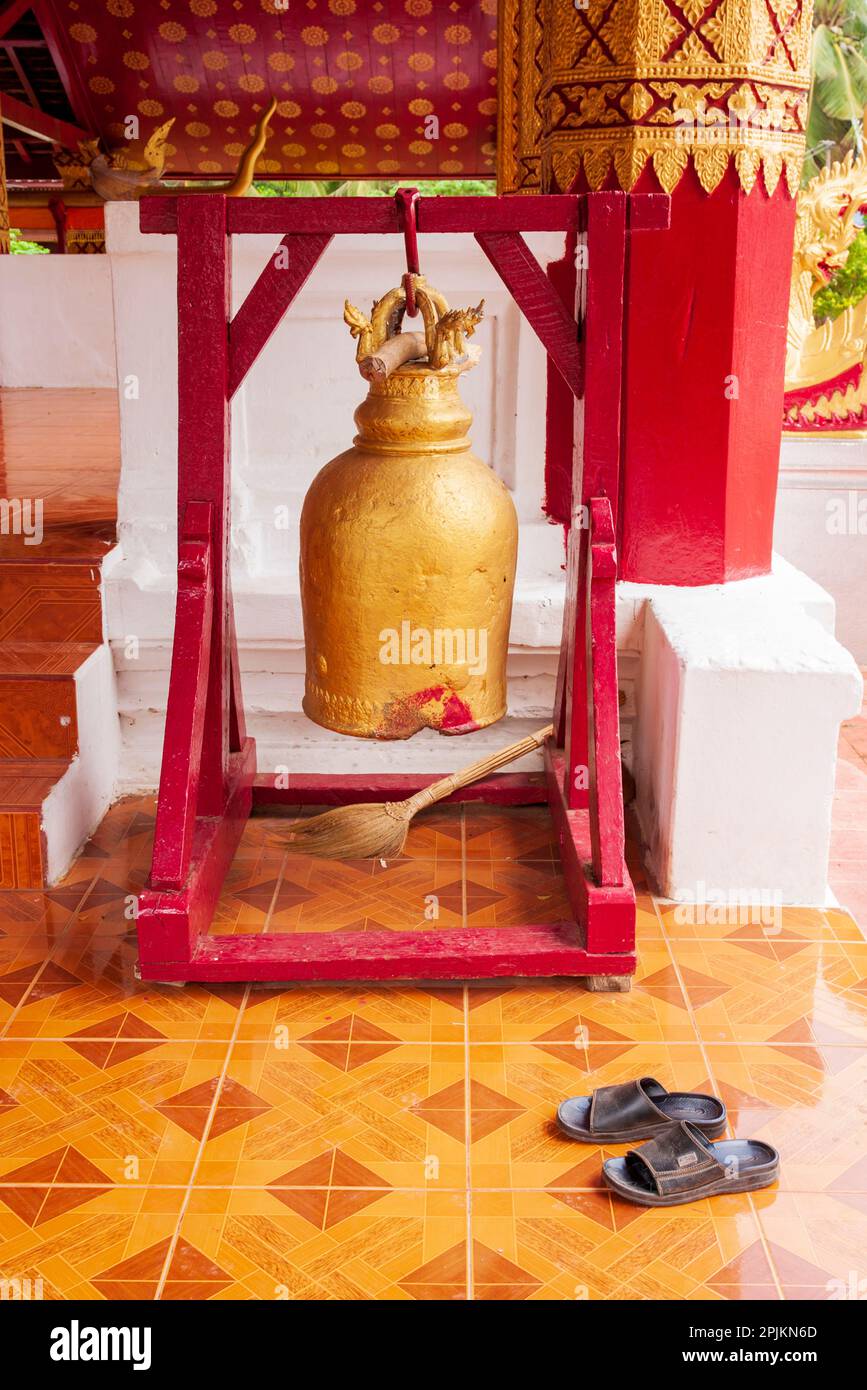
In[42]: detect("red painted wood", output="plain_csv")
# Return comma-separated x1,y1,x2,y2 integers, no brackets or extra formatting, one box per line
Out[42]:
31,0,97,130
252,771,547,807
0,91,92,149
227,601,246,754
475,231,582,398
562,194,627,811
138,924,632,984
555,521,586,803
138,740,256,967
585,498,625,887
544,743,634,956
176,195,233,816
149,503,214,892
544,248,578,527
140,194,591,237
627,193,671,233
137,190,640,985
578,193,627,510
228,233,332,399
618,163,794,582
0,1,32,40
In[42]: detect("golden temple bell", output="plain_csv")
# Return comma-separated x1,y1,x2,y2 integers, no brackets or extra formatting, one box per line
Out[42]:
300,277,518,739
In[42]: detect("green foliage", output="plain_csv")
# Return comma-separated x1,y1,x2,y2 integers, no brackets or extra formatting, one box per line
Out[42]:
804,0,867,182
9,227,49,255
813,226,867,319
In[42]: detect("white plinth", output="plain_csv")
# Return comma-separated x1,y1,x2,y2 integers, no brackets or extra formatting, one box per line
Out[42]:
630,557,862,905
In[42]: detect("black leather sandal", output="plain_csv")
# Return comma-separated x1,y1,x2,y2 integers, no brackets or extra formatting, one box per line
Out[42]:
557,1076,727,1143
603,1120,779,1207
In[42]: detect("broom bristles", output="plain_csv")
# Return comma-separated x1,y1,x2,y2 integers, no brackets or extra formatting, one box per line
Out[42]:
287,802,411,860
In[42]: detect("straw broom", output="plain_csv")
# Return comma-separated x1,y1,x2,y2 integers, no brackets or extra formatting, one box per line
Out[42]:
287,724,554,860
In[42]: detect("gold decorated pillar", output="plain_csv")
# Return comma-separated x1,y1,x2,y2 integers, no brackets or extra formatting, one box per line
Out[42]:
499,0,814,583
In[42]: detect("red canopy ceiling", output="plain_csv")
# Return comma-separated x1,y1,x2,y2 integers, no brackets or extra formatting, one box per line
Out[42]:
39,0,499,179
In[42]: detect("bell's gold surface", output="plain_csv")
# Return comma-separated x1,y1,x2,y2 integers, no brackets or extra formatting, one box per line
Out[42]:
300,280,518,740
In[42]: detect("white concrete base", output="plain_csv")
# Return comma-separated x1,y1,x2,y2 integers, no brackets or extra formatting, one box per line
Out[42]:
631,557,862,905
42,641,121,884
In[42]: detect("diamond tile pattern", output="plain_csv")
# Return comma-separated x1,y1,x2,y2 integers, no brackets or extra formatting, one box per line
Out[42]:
1,758,866,1297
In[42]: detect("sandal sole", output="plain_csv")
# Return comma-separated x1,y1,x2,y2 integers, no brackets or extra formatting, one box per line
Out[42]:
601,1167,779,1207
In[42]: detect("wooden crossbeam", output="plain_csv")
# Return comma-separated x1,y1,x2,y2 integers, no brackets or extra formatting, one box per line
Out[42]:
0,0,31,40
475,229,583,397
0,90,90,148
142,194,591,237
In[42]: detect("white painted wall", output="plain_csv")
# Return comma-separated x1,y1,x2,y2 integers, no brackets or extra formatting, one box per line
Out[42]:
775,436,867,663
0,253,117,388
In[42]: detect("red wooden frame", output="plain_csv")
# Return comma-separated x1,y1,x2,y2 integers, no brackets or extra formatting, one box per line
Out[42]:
135,190,669,985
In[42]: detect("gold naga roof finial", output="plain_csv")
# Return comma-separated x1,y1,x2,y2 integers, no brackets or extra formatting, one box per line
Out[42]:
83,99,277,201
344,277,485,379
785,136,867,425
224,98,277,197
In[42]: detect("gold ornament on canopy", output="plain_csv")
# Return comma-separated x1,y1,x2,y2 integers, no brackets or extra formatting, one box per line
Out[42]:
498,0,813,196
300,277,517,740
784,150,867,432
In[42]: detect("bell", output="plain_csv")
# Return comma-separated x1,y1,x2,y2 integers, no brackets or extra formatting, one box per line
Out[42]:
300,277,518,739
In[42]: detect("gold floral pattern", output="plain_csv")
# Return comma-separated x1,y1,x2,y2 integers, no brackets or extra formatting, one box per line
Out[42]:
56,1,495,179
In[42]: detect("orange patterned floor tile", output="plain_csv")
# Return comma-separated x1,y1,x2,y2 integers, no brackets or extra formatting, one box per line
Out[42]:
466,1042,712,1190
177,1187,469,1300
463,805,559,862
0,1185,184,1300
705,1042,867,1193
668,940,867,1044
191,1041,468,1190
0,1038,232,1185
755,1190,867,1300
0,696,865,1298
236,981,467,1045
470,1189,776,1300
466,942,698,1044
2,935,245,1041
658,902,865,944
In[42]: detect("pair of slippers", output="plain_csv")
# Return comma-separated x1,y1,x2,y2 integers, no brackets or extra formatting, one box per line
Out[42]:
557,1076,779,1207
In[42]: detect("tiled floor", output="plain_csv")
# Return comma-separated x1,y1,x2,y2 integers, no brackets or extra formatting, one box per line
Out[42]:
1,386,864,1299
0,798,865,1301
832,678,867,931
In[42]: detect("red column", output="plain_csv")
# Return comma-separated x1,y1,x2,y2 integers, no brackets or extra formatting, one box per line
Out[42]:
620,163,797,583
498,0,812,586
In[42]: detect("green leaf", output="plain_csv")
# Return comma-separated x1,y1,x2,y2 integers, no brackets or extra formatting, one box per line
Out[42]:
9,227,49,254
815,40,867,121
813,226,867,320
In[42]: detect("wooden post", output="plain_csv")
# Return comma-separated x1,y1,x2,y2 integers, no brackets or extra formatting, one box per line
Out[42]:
176,195,231,814
562,193,626,810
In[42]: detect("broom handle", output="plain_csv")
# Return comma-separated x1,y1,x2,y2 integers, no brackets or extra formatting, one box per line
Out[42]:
403,724,554,815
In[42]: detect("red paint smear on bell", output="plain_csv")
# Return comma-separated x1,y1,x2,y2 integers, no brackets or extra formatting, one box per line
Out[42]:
440,692,478,733
376,686,480,739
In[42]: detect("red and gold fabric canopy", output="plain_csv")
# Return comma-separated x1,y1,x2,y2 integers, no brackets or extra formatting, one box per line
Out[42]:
43,0,498,179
